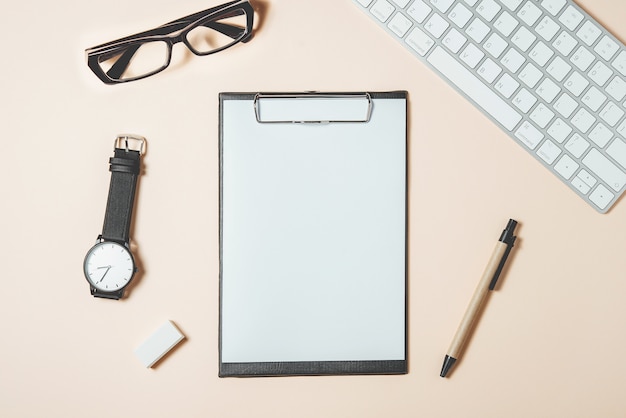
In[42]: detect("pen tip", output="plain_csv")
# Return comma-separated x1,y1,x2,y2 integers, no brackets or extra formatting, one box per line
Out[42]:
440,355,457,378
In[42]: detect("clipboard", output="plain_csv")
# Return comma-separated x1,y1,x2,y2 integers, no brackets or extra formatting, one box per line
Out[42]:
219,91,407,377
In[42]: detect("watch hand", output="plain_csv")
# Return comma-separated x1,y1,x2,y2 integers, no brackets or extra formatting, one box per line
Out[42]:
97,266,112,283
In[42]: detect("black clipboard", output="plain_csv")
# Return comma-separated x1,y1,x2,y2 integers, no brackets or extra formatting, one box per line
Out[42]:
219,91,407,377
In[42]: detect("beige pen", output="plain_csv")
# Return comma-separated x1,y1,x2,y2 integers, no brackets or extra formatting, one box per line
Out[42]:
440,219,518,378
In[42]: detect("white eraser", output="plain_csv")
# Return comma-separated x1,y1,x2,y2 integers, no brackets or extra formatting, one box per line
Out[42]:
134,320,185,368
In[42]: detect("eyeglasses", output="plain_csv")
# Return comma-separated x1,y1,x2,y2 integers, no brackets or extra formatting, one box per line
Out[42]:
85,0,254,84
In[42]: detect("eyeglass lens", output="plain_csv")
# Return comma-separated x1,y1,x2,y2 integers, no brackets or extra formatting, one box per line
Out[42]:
99,41,170,82
96,7,249,82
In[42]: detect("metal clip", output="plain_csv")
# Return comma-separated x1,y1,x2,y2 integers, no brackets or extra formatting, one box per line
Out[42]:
114,134,146,154
253,92,373,124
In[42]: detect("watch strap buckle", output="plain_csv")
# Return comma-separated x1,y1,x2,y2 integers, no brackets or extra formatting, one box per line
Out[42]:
115,134,146,155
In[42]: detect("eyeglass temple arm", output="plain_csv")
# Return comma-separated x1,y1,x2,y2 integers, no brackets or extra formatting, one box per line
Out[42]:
161,0,244,27
106,45,141,80
87,0,251,52
204,21,249,41
157,8,249,40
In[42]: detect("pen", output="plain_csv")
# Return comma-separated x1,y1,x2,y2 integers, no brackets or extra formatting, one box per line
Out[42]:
440,219,518,378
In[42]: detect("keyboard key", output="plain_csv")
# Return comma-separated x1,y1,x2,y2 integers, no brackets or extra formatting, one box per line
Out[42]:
512,26,536,52
547,56,571,82
583,148,626,191
477,0,501,22
371,0,395,22
536,78,561,103
515,121,543,149
442,28,467,53
519,63,543,88
588,123,613,147
571,108,596,133
405,27,435,55
477,58,502,83
536,16,560,41
518,1,542,26
565,133,590,158
559,5,584,31
577,169,597,187
571,46,595,71
607,138,626,169
541,0,566,16
513,88,537,113
389,13,414,36
501,0,523,12
553,31,578,56
466,18,490,43
427,46,523,130
589,184,614,210
594,36,620,61
425,13,449,38
617,119,626,137
606,76,626,101
554,154,579,179
554,93,578,118
564,71,589,96
407,0,432,23
460,43,485,68
612,51,626,76
576,21,602,46
449,3,473,28
588,61,613,87
537,139,561,164
463,0,478,6
430,0,454,13
600,102,625,127
530,103,555,128
357,0,374,6
529,41,554,66
391,0,411,6
495,73,520,98
572,176,591,194
501,48,526,73
484,33,508,58
547,118,572,143
494,11,519,37
581,86,607,112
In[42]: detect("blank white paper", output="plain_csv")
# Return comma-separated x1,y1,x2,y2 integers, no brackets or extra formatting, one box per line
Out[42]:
220,94,406,364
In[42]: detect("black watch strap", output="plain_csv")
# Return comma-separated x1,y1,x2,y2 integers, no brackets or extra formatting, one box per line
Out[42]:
91,287,124,299
101,140,143,244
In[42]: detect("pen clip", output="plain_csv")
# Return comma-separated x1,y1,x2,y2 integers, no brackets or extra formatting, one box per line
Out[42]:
489,243,514,290
489,219,518,290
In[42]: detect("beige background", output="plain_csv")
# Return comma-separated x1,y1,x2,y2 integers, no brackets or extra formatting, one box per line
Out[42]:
2,0,626,416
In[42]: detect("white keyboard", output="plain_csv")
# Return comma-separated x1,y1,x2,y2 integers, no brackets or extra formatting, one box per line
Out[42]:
354,0,626,213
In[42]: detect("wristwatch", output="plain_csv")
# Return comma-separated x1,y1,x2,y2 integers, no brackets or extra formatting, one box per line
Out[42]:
83,134,145,300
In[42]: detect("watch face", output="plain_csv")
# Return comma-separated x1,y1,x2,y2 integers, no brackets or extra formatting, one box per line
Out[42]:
84,241,135,292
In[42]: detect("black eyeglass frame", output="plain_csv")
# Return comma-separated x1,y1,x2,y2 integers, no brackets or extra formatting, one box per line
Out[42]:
85,0,254,84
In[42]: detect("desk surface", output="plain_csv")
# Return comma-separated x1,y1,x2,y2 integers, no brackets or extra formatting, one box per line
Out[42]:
3,0,626,417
